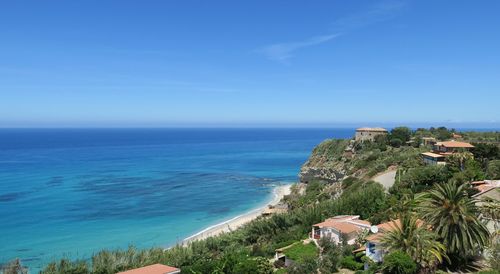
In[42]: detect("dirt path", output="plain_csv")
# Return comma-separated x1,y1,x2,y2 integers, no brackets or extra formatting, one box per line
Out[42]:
372,169,397,191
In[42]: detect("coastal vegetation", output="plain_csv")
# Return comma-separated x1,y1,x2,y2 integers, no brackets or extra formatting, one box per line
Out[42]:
282,242,318,263
4,127,499,273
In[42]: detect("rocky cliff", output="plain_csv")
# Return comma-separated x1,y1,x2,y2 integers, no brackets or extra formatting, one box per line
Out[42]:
299,139,351,183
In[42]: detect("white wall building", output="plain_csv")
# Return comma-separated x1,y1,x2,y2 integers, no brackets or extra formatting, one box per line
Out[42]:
311,215,371,245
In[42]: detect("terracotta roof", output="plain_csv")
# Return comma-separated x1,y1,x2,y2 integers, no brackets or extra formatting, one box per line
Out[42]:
366,219,426,243
365,232,384,243
434,141,474,148
421,152,445,158
331,222,367,234
356,127,388,132
377,219,401,232
117,264,180,274
314,215,357,224
352,219,371,226
365,220,401,243
313,215,371,234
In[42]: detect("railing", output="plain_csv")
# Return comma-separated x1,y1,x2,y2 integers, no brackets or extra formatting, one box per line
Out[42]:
309,231,321,239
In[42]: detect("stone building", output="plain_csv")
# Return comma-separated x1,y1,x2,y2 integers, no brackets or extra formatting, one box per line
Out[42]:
354,127,388,142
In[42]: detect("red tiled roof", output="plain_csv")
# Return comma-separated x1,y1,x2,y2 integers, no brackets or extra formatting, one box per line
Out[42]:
365,232,384,243
117,264,180,274
331,222,366,234
435,141,474,148
377,219,401,232
313,216,371,234
366,219,426,243
313,215,356,226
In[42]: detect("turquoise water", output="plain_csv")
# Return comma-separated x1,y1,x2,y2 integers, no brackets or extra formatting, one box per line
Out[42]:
0,128,354,271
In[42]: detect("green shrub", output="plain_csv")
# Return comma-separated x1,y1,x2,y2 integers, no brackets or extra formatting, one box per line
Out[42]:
390,127,412,143
381,251,417,274
487,160,500,179
340,255,363,270
41,259,89,274
390,138,403,148
478,271,500,274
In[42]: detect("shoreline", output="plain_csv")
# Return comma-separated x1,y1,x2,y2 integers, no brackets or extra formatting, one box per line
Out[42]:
181,184,292,245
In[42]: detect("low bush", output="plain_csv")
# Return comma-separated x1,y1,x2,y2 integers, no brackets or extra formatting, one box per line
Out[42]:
340,255,363,271
381,251,417,274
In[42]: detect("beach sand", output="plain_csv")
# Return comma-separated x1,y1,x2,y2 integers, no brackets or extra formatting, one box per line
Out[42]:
181,184,292,245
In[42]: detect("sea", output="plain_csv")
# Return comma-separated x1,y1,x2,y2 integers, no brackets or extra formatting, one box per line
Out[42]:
0,128,354,271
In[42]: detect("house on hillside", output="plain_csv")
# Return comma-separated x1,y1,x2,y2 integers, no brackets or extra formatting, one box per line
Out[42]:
421,140,474,165
117,264,180,274
311,215,371,245
421,152,446,165
432,140,474,155
355,127,388,142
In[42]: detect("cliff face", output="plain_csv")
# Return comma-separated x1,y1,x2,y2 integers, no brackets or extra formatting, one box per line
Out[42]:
299,139,351,183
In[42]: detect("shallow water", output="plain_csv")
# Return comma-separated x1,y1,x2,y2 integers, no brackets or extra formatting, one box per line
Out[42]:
0,128,354,271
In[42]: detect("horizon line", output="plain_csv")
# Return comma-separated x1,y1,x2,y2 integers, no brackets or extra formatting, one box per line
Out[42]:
1,123,499,130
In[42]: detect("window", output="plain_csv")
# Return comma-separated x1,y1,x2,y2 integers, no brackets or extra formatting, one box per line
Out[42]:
368,242,376,253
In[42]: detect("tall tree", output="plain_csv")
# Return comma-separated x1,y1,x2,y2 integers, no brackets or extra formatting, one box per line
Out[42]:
416,182,490,259
390,127,412,143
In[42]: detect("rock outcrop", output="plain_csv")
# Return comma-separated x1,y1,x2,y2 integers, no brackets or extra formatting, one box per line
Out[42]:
299,139,351,184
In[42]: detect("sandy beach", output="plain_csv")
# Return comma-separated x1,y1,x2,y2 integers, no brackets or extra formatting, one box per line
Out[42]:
182,184,292,245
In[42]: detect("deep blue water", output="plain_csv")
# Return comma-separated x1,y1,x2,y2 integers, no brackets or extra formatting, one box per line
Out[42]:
0,128,354,271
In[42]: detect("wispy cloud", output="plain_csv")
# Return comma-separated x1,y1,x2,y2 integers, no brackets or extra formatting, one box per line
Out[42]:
258,34,340,63
332,0,407,31
258,0,407,63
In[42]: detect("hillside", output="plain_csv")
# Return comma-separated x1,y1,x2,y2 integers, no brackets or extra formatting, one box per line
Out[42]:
299,137,426,184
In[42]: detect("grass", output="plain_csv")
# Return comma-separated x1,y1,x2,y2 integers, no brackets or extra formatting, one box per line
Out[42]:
274,268,288,274
283,242,318,263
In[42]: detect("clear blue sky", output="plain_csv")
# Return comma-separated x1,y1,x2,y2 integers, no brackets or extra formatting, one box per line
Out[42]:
1,1,499,127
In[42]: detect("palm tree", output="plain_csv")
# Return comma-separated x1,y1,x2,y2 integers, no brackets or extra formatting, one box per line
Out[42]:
381,213,448,271
416,182,490,258
447,151,474,171
355,229,369,247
